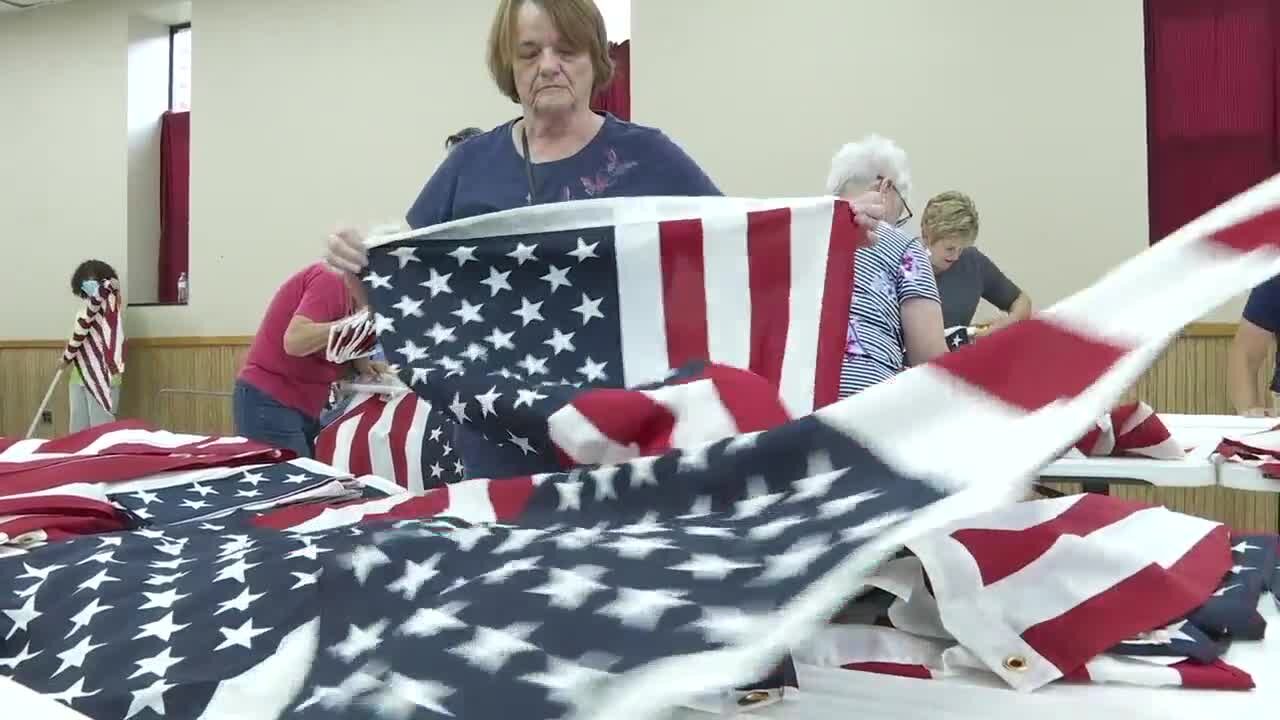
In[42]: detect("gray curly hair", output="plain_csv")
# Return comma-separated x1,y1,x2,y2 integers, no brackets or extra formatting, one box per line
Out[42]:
824,134,912,200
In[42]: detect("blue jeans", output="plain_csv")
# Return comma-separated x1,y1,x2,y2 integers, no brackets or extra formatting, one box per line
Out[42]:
318,391,354,428
232,379,319,458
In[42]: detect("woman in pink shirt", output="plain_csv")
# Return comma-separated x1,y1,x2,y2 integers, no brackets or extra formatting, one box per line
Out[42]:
233,262,381,457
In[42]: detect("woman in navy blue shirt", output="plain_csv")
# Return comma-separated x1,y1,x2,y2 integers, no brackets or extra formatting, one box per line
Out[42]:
326,0,885,478
1229,274,1280,416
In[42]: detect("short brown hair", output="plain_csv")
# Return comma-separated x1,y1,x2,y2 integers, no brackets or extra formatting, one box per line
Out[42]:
70,259,119,298
921,191,980,244
487,0,614,104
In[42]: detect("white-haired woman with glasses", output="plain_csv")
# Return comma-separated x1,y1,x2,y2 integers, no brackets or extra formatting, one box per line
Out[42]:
827,134,948,397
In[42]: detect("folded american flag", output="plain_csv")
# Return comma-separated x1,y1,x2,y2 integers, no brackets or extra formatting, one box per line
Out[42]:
4,179,1280,720
800,495,1267,692
0,423,374,545
0,484,133,546
62,279,125,414
1215,426,1280,477
106,459,383,528
0,421,291,497
1067,401,1185,460
325,310,379,364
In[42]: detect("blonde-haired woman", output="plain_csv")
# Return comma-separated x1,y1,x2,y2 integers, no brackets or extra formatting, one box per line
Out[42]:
922,191,1031,334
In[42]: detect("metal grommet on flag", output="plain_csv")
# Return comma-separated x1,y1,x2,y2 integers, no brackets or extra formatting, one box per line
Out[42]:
1002,655,1029,672
737,690,772,706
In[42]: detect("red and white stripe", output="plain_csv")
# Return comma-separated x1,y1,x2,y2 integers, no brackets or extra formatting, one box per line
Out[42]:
1063,655,1254,690
1067,401,1185,459
0,420,290,495
63,279,125,414
1215,425,1280,478
548,363,791,467
0,483,130,543
314,390,431,493
370,196,861,416
906,494,1230,691
325,310,378,364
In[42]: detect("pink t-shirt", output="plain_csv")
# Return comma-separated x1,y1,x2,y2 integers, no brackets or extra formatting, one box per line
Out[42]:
238,263,353,418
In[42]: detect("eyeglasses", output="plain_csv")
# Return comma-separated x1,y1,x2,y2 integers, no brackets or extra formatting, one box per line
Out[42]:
891,183,913,227
877,176,913,227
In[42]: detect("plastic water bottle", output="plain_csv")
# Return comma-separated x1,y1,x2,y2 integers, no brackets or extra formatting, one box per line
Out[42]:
177,272,188,303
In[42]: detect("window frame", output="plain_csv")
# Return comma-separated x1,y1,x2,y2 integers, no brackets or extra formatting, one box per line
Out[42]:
168,22,192,112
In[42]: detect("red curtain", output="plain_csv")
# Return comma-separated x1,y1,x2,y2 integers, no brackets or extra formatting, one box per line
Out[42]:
592,40,631,120
158,110,190,303
1145,0,1280,243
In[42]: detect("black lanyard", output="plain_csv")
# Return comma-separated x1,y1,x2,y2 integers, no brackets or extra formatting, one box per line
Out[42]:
521,126,537,205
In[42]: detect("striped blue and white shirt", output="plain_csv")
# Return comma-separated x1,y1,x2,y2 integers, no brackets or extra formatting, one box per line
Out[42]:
838,223,940,398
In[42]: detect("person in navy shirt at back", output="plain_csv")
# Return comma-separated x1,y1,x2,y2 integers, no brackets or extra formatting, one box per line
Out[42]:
1229,275,1280,416
325,0,886,480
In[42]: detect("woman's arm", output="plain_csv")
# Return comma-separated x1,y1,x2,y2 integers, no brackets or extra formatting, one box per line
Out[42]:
985,292,1032,332
902,298,949,366
282,315,338,357
1228,319,1274,415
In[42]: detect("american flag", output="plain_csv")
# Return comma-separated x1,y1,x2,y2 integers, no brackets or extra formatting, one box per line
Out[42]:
1068,401,1185,460
363,196,860,429
1215,425,1280,477
62,279,125,414
315,390,463,493
0,422,342,546
3,180,1280,719
798,496,1271,692
0,420,290,497
325,311,379,365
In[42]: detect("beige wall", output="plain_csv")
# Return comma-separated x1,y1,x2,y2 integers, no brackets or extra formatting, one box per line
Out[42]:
126,13,170,305
632,0,1165,322
0,0,1246,340
161,0,518,338
0,1,127,339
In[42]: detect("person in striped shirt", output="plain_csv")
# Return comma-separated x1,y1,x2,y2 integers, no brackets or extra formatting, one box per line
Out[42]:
826,135,948,398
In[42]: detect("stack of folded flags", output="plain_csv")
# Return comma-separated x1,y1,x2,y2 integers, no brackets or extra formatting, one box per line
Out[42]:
0,420,401,549
804,493,1274,692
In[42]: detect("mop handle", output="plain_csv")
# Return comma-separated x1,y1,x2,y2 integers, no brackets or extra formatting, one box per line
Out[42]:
25,364,67,440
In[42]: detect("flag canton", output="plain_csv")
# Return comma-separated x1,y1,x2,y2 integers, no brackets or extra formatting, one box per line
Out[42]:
420,414,467,485
520,415,944,527
291,420,940,719
366,229,626,463
109,462,364,529
0,521,357,719
1110,620,1222,662
367,228,624,395
1186,534,1276,640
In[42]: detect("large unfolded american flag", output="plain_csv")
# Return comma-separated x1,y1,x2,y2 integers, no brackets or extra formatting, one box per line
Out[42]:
2,181,1280,720
62,279,125,414
364,196,860,421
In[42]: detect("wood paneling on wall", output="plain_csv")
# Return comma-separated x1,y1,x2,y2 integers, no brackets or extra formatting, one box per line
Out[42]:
2,325,1276,529
0,337,248,439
